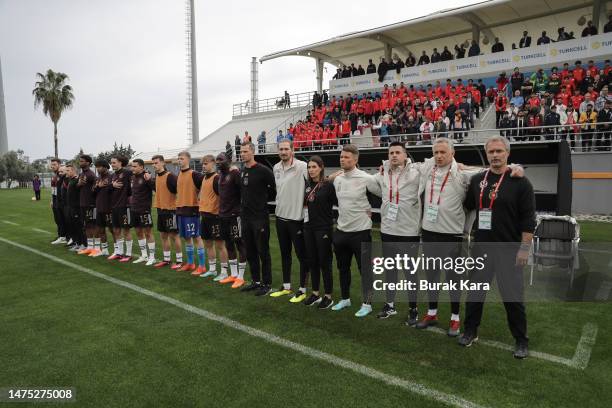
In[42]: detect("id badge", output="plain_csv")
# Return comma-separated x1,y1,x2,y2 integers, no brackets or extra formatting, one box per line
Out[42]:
386,203,399,221
478,209,492,230
425,204,439,223
303,207,309,223
51,186,57,195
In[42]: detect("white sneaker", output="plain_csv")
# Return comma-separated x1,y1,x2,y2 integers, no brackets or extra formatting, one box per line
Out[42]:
133,256,148,264
145,258,156,266
66,238,74,246
51,237,66,245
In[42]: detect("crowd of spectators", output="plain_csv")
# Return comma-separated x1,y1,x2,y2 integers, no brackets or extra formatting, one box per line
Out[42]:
493,60,612,151
332,20,612,82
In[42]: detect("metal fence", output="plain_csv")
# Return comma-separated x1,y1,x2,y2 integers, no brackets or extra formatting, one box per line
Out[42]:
253,122,612,155
232,90,323,117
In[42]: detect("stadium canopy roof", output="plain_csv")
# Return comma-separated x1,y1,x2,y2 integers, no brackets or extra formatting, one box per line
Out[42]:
260,0,608,69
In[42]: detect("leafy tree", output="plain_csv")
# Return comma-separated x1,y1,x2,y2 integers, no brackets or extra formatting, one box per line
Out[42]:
0,150,35,188
32,69,75,158
95,142,135,163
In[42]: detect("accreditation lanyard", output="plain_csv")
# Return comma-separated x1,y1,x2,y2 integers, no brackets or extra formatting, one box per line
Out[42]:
304,182,321,223
386,167,403,221
479,169,507,210
478,169,507,230
429,166,452,205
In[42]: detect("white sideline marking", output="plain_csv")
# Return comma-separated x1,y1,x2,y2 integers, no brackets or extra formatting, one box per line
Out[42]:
595,281,612,301
1,220,19,226
32,228,52,235
0,237,486,408
426,323,597,370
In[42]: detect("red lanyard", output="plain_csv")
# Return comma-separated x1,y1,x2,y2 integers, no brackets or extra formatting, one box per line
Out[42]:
388,170,401,204
429,166,451,205
479,169,507,210
306,182,321,203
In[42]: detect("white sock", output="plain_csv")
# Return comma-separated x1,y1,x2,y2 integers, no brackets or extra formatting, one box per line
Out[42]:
361,303,372,310
428,309,437,316
87,238,94,249
148,242,156,260
221,262,228,276
138,239,147,257
163,250,171,262
229,259,238,277
117,239,124,255
387,302,394,308
238,262,246,279
283,283,291,290
94,238,101,250
299,287,306,294
125,240,133,257
208,258,217,273
175,252,183,263
451,313,460,321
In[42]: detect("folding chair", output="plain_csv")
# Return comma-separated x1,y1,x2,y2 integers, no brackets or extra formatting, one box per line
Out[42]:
530,215,580,288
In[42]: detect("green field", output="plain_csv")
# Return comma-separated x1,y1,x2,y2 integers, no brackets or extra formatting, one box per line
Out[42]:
1,188,611,408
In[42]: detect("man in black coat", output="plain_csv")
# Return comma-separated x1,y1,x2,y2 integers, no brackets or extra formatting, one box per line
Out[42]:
377,58,389,82
441,46,453,61
491,38,504,53
519,31,531,48
431,48,441,63
366,59,376,74
417,51,430,65
468,40,480,57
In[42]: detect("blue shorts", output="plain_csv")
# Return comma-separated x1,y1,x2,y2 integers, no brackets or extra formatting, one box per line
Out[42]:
177,215,200,238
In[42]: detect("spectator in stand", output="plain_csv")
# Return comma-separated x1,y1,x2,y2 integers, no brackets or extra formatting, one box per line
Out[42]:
276,129,286,143
394,56,405,73
512,43,517,50
419,118,434,143
322,90,329,106
495,92,508,128
519,31,532,48
441,46,453,61
458,96,472,130
496,72,509,92
547,70,561,95
243,131,252,143
537,31,551,45
579,103,597,151
491,37,504,53
581,20,598,37
366,59,376,74
332,68,342,80
605,15,612,33
477,79,487,109
511,67,524,94
579,93,593,114
258,131,267,153
510,90,524,108
234,135,241,157
225,141,234,162
521,77,534,99
526,107,543,141
557,27,570,41
406,52,416,67
564,106,580,149
531,68,548,94
498,111,513,138
356,64,365,76
284,91,291,108
596,86,611,111
596,100,612,151
312,91,321,108
454,44,466,59
452,111,466,142
433,116,448,137
544,105,561,140
350,63,358,76
418,51,430,65
468,40,480,57
377,58,389,82
431,48,441,63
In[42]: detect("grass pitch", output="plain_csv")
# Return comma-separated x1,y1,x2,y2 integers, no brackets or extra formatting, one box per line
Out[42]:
1,188,611,407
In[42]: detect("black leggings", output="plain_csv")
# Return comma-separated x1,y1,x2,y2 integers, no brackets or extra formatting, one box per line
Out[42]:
421,229,463,315
333,229,371,302
241,217,272,285
52,205,66,237
276,218,309,287
34,190,41,200
304,226,333,294
380,233,420,308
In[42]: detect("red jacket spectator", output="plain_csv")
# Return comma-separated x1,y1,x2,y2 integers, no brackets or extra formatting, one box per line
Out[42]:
341,120,351,136
571,93,584,109
372,99,381,113
495,95,508,111
527,96,541,108
573,65,585,83
496,74,509,91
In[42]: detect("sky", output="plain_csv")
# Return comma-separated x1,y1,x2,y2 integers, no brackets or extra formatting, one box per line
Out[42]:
0,0,477,160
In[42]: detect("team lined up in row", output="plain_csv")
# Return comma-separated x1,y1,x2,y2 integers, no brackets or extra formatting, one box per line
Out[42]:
49,135,535,358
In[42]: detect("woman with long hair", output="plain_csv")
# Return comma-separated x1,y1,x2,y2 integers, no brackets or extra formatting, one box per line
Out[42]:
302,156,337,309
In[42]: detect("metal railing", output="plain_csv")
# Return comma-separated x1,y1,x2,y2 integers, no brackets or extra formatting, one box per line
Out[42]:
232,90,323,117
253,122,612,155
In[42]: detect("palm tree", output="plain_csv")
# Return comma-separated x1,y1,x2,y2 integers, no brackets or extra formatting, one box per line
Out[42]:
32,70,75,158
